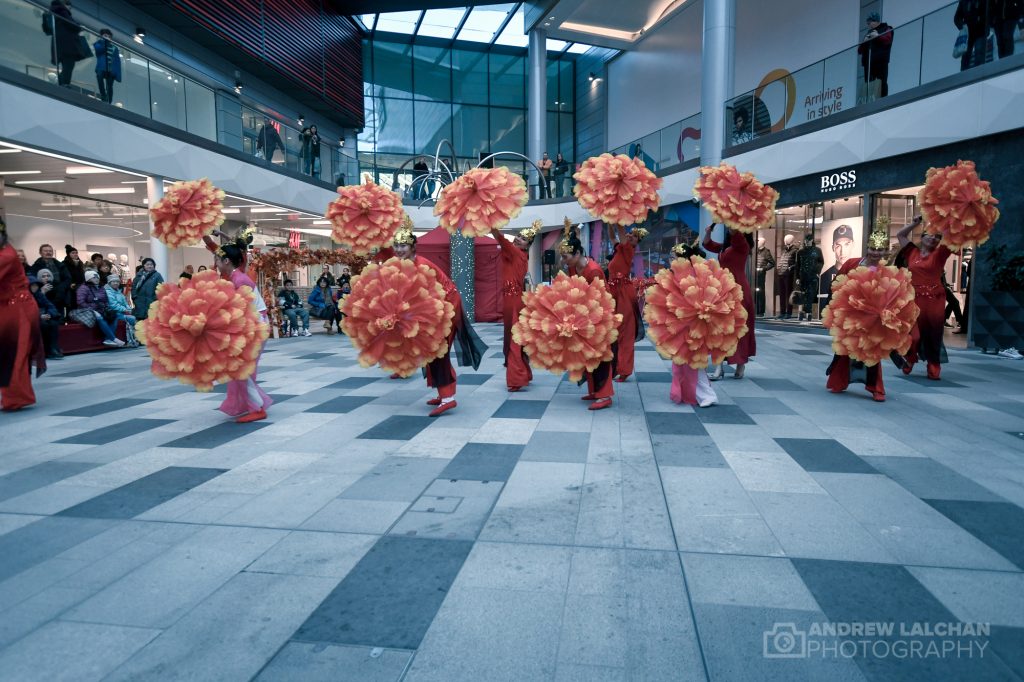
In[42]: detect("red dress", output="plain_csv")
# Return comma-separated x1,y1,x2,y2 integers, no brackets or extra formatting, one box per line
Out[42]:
607,241,640,379
905,244,951,378
571,259,614,400
416,255,462,399
0,244,46,411
703,231,756,364
825,258,885,400
495,233,532,390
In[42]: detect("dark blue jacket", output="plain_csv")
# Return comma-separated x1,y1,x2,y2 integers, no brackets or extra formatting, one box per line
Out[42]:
308,286,334,309
94,39,122,80
29,279,59,318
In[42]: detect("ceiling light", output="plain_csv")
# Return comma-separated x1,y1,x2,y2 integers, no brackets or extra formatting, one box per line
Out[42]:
134,27,145,44
0,170,41,175
249,207,281,213
0,149,21,154
312,220,331,225
39,209,72,212
66,166,113,174
88,187,136,195
68,213,104,217
15,179,64,185
41,201,80,206
228,204,263,209
3,191,21,196
121,180,147,184
253,218,282,221
298,114,305,126
221,208,240,214
234,79,243,95
561,21,638,41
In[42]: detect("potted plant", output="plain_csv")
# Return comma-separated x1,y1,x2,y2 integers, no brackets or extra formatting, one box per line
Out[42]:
972,245,1024,353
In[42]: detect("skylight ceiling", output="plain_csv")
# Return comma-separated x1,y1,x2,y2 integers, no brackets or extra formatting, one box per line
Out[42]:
357,3,601,55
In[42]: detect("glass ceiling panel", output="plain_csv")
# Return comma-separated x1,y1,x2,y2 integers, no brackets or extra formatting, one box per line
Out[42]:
492,5,525,46
374,10,421,35
546,39,568,51
418,8,467,39
460,3,514,38
566,43,592,54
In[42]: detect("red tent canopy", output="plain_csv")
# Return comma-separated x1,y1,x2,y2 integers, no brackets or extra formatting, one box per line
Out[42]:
415,226,502,322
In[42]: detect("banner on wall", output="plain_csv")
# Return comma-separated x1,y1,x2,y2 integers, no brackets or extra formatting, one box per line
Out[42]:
818,216,863,301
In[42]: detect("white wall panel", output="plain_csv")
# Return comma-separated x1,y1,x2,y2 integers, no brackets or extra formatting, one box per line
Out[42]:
0,82,337,216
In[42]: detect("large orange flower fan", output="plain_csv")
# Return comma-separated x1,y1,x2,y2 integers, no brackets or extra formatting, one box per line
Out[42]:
149,178,226,248
693,163,778,233
512,273,622,382
327,181,405,256
573,153,662,225
643,256,748,369
340,258,455,377
918,160,1000,248
136,270,269,391
434,166,528,237
822,265,918,366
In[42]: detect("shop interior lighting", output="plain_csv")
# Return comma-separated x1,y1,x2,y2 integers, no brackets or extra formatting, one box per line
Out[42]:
88,187,136,195
0,170,41,175
15,179,63,185
66,166,113,175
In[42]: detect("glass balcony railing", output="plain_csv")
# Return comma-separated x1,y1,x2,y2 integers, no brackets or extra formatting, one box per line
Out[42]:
0,0,350,188
726,0,1024,147
610,112,702,172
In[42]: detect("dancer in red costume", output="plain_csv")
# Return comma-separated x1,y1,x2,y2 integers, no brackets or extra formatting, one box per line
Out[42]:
0,226,46,411
825,228,891,402
215,239,273,422
703,224,756,379
562,232,615,410
491,221,537,392
608,225,647,382
392,227,485,416
897,216,951,380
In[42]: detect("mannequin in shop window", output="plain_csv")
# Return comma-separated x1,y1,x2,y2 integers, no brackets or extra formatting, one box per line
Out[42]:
795,234,823,321
754,236,775,317
776,234,799,319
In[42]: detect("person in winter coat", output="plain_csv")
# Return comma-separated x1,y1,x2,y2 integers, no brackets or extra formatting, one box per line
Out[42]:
47,0,82,87
991,0,1024,59
306,125,322,179
955,0,991,70
28,275,63,359
29,243,71,316
105,273,138,346
93,28,122,104
307,276,340,333
62,244,85,311
131,257,163,320
76,270,123,346
857,12,893,97
256,118,283,164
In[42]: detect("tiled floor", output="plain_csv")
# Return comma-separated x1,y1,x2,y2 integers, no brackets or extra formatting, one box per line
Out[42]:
1,324,1023,681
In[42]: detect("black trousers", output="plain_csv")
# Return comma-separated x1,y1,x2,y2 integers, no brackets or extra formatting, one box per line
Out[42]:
961,27,988,71
994,19,1018,58
801,277,819,315
40,318,61,355
944,288,964,326
755,270,768,316
777,270,795,317
97,73,115,103
58,57,75,85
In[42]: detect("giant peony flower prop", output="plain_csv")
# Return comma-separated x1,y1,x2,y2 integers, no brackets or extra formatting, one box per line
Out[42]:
434,166,529,237
822,265,919,366
136,270,268,391
340,258,455,377
326,181,405,256
643,256,748,369
573,153,662,225
512,273,622,381
918,160,1000,248
693,163,779,233
149,178,226,248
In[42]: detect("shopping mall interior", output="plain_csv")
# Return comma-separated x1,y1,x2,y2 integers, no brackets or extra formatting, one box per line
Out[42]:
1,0,1023,680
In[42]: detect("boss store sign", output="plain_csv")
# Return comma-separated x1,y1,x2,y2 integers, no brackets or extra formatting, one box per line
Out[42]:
820,168,858,194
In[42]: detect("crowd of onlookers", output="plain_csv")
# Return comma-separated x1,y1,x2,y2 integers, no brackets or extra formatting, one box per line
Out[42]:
18,244,162,358
276,264,351,337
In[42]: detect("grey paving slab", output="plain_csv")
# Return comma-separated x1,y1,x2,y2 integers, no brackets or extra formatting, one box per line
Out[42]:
292,536,473,650
357,415,434,440
455,373,493,385
0,516,116,582
652,435,726,468
304,395,375,414
51,367,120,377
732,396,797,415
159,421,271,449
57,467,226,520
521,430,590,462
633,372,672,383
694,404,757,425
792,558,1014,681
324,377,383,389
0,620,160,682
256,642,413,682
246,531,378,578
681,553,820,610
390,480,502,540
988,626,1024,679
750,378,804,391
54,398,155,417
0,461,98,503
923,499,1024,570
492,399,547,419
439,443,523,482
339,457,448,503
908,566,1024,628
103,572,337,682
645,412,708,436
54,418,176,445
775,438,879,474
300,499,409,534
480,462,585,545
865,457,1004,502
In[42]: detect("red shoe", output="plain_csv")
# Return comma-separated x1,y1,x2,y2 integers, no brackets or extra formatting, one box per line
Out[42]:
872,392,886,402
236,408,267,423
426,397,442,406
588,398,612,410
507,386,522,393
902,363,914,376
614,375,628,383
581,393,597,401
429,400,457,417
927,363,941,381
389,373,402,380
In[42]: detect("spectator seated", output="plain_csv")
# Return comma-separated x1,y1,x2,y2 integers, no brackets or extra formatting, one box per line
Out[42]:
58,319,128,355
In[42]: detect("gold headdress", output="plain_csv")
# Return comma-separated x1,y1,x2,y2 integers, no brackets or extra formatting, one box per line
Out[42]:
393,226,416,246
867,216,890,250
671,239,700,260
401,213,413,231
518,219,541,243
558,217,577,255
631,227,649,241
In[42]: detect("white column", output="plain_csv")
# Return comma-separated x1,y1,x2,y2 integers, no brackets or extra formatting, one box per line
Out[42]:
528,28,547,200
528,236,542,287
700,0,736,256
146,176,168,278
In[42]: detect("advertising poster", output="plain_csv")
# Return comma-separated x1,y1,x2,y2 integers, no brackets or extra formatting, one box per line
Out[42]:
818,216,863,301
